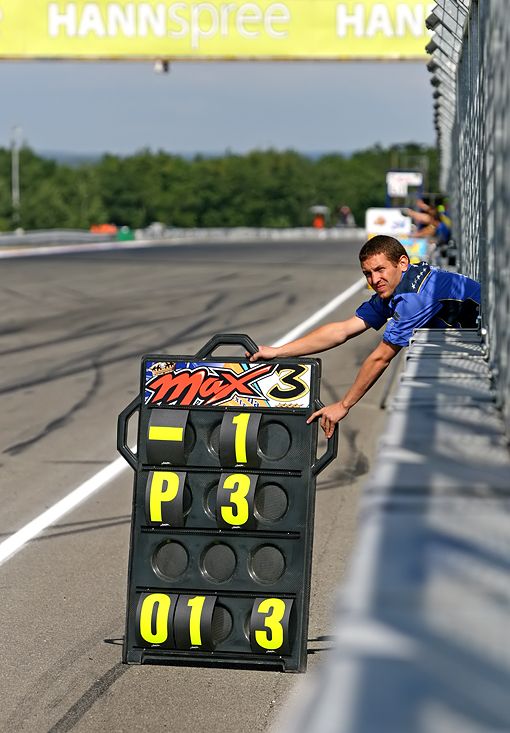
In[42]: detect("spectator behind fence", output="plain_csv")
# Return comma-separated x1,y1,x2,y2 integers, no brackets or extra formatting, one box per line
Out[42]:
403,197,438,238
435,198,452,245
335,205,356,227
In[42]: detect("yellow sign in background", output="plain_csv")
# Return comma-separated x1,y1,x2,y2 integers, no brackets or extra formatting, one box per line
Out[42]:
0,1,432,59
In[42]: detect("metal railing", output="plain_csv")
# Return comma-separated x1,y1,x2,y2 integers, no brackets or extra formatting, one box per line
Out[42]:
427,0,510,432
0,226,366,249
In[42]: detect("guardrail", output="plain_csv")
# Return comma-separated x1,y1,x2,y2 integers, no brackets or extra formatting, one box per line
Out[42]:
0,229,116,247
0,227,366,249
135,226,366,242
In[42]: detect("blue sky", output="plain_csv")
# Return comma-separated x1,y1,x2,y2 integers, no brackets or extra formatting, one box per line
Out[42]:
0,60,434,156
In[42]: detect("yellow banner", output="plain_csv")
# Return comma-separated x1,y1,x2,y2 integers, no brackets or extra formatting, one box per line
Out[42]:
0,1,432,59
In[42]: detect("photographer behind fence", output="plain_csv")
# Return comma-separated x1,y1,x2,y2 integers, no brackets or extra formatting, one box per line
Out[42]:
249,236,481,437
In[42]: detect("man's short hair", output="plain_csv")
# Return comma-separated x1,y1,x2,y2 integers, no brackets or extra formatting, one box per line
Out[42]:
359,236,409,265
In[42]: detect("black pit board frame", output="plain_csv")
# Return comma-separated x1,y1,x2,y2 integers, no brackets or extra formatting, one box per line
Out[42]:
117,333,337,672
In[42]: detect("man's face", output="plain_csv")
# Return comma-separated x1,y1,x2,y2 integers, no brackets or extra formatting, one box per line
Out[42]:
361,253,409,299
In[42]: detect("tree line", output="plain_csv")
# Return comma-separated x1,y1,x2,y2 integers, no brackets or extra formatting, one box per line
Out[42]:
0,143,438,231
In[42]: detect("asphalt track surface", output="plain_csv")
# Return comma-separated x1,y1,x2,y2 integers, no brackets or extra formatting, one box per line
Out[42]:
0,238,388,733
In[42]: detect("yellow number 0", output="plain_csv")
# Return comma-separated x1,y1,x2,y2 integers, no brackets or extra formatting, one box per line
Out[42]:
139,594,171,644
232,413,250,463
221,473,251,526
255,598,286,650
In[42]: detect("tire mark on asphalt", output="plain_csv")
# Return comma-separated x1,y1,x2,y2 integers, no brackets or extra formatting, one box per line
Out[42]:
4,622,123,732
3,364,102,456
0,312,215,395
47,663,128,733
239,291,282,309
0,316,121,357
0,272,297,404
36,516,131,541
0,323,24,336
210,271,239,283
1,285,41,304
3,281,236,367
0,311,276,396
0,514,130,540
205,291,227,311
0,269,283,363
0,309,204,358
0,285,232,358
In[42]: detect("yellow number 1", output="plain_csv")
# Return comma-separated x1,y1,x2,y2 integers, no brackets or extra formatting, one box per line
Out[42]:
255,598,286,650
232,413,250,463
187,596,206,646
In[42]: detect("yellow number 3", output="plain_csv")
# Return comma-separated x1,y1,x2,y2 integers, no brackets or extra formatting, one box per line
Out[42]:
221,473,251,526
255,598,286,650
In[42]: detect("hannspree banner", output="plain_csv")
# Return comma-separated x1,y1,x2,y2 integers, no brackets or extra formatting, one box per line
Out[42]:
0,1,432,59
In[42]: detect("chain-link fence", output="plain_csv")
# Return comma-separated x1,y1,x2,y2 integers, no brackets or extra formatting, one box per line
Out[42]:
427,0,510,432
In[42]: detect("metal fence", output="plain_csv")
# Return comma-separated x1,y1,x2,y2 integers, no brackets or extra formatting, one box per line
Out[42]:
272,9,510,732
427,0,510,432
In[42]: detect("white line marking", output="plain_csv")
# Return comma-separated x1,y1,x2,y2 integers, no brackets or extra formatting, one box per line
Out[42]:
0,276,367,566
0,238,181,259
0,457,130,565
0,231,365,259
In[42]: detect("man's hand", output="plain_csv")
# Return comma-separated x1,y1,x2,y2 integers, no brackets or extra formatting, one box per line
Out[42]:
247,345,279,362
307,341,399,436
306,401,349,438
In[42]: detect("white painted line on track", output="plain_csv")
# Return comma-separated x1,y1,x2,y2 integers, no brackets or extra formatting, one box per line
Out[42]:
0,276,367,566
0,237,287,259
0,456,131,566
0,238,184,259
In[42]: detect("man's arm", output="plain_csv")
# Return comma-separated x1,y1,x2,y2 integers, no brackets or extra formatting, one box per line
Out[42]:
249,316,369,361
403,208,432,225
307,340,401,437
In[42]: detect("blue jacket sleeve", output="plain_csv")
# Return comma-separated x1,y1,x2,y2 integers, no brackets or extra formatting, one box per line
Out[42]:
356,295,389,330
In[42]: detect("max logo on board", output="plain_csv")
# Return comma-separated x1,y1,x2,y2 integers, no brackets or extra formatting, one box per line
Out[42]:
146,364,276,407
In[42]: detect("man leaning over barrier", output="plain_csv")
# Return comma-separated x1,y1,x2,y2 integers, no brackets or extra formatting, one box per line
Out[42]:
249,235,481,438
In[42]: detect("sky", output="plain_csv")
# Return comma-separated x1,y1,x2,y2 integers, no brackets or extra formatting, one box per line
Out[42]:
0,60,435,157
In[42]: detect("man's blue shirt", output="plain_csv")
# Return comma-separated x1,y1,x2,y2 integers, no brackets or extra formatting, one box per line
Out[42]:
356,262,481,347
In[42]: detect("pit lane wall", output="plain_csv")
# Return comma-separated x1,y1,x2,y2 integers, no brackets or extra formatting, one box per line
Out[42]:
427,0,510,433
0,226,366,255
275,327,510,732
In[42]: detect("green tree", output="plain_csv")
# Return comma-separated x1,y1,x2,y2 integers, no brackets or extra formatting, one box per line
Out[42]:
0,143,440,232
